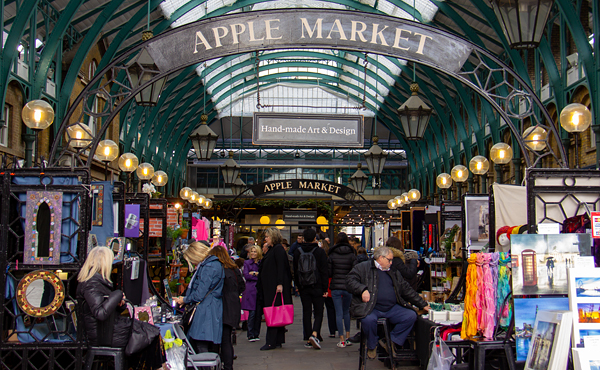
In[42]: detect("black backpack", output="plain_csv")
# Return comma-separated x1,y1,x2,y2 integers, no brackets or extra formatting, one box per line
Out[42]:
297,247,318,287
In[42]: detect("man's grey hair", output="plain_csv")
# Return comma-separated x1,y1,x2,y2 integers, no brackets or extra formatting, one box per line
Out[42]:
373,246,392,260
248,237,255,242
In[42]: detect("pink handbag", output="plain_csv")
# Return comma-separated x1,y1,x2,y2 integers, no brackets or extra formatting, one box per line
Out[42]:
263,292,294,327
240,310,249,321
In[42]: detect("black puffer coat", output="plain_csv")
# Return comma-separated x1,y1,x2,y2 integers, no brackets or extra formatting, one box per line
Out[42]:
327,243,357,291
222,268,246,328
346,260,427,319
76,273,131,347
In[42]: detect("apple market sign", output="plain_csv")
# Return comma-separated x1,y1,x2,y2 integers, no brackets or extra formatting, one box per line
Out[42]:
147,9,472,74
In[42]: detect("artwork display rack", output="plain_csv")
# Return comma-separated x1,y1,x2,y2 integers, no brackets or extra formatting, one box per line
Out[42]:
0,163,91,369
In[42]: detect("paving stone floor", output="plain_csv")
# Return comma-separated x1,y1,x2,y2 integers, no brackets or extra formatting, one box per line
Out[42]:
232,296,422,370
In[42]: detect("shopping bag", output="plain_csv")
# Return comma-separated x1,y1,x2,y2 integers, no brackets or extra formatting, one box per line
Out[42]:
240,310,249,321
263,292,293,327
427,328,453,370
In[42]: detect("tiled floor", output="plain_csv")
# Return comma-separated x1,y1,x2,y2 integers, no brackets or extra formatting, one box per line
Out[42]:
232,296,422,370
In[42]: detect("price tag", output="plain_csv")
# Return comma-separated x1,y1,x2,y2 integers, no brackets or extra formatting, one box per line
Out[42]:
592,212,600,238
583,336,600,348
537,223,560,234
575,256,596,269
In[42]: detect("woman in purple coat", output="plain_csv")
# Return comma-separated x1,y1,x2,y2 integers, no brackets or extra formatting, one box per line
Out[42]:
242,245,262,341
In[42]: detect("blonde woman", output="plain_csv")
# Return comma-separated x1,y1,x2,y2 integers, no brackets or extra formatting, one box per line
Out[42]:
173,241,225,354
242,245,263,341
77,246,163,369
257,227,293,350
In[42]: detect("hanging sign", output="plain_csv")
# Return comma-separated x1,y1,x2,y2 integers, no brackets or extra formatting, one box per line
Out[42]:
283,210,318,222
251,179,351,198
253,113,363,147
146,9,472,75
591,211,600,238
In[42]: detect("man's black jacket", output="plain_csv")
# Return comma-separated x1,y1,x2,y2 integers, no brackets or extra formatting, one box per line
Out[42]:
346,260,427,319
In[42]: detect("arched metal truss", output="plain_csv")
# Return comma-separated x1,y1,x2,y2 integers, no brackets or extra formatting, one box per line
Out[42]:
49,9,568,179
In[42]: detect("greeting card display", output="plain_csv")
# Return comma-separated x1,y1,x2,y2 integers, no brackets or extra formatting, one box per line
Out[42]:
568,267,600,345
524,310,572,370
24,191,63,265
511,234,592,296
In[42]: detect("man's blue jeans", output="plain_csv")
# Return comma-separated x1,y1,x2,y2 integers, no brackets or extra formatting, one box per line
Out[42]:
331,289,352,336
360,305,417,350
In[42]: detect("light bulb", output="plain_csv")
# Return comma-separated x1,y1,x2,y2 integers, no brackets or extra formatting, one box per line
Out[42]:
499,150,505,159
143,168,148,175
76,131,83,139
573,112,581,126
457,170,462,178
157,175,162,182
476,162,482,170
34,109,42,122
442,177,446,185
125,159,131,168
104,147,110,156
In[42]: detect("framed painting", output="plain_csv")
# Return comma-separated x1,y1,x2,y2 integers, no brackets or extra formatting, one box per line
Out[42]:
568,267,600,345
24,191,63,265
524,310,572,370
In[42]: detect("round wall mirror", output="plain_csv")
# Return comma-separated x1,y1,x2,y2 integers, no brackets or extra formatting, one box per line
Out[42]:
16,270,65,317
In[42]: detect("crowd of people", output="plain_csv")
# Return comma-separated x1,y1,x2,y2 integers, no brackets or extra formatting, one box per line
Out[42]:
77,228,429,370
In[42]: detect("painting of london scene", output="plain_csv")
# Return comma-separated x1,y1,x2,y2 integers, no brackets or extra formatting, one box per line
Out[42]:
511,234,592,296
514,297,569,361
576,277,600,297
578,304,600,323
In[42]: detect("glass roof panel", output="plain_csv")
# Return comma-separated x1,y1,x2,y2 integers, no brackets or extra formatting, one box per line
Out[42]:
252,0,347,10
217,83,374,118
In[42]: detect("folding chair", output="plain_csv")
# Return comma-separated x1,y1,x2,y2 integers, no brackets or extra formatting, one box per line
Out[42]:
172,323,221,370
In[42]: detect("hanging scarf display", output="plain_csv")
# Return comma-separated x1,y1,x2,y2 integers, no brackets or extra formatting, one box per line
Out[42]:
496,252,512,328
482,253,498,339
461,254,479,339
475,253,486,333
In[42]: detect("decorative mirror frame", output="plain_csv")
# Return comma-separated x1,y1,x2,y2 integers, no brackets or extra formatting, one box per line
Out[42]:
106,237,125,262
24,191,63,265
134,306,154,325
16,270,66,317
91,185,104,226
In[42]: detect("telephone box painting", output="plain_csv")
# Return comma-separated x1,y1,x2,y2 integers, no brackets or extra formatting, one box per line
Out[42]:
521,249,538,287
511,234,592,296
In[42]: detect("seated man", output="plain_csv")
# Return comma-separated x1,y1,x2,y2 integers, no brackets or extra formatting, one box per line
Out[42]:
346,246,430,359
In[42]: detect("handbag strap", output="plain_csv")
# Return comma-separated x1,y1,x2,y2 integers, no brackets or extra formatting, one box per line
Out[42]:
271,291,284,307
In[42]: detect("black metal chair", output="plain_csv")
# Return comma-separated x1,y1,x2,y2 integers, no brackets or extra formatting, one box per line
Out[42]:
78,301,126,370
358,317,418,370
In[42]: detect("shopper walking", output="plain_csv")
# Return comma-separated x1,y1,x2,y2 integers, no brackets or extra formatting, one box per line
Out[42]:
293,228,328,350
174,241,225,354
328,232,357,347
256,227,293,350
242,245,262,341
208,246,245,370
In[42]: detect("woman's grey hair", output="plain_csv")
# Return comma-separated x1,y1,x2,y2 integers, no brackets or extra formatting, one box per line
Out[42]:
373,246,392,260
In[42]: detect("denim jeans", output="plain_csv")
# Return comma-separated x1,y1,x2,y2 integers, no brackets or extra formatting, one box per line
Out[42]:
247,310,260,338
331,289,352,336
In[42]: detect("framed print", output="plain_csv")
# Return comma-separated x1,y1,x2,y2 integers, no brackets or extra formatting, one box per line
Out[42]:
134,306,154,325
124,204,140,238
91,184,104,226
568,267,600,345
524,310,572,370
24,191,63,265
573,348,600,370
514,297,569,361
511,234,592,296
106,237,125,262
463,195,489,252
87,234,98,252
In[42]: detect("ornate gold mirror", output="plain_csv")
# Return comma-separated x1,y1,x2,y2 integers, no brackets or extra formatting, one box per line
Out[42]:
16,270,65,317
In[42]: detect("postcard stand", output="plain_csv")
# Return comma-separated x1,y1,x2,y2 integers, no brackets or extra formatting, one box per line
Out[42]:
0,160,92,367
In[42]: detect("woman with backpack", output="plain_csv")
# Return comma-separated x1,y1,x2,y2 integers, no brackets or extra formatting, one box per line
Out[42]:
327,232,357,348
